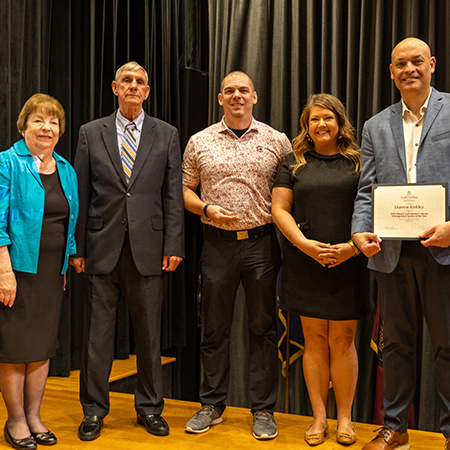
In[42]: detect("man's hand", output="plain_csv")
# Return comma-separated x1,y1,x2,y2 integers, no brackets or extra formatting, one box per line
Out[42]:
162,255,183,271
352,232,382,257
420,222,450,248
206,205,240,224
69,256,86,273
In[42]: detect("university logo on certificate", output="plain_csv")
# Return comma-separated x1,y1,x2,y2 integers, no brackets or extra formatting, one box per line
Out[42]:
372,183,448,240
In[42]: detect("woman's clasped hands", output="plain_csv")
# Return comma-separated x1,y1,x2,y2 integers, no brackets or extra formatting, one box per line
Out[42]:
303,240,355,268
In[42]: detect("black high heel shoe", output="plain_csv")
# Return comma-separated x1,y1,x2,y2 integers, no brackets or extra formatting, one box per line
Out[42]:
3,423,37,450
31,430,57,446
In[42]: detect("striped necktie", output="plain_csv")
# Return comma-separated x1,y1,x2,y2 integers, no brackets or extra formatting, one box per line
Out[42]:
121,122,137,183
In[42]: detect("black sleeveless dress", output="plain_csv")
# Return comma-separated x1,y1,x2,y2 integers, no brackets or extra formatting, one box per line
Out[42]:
0,171,69,363
274,151,368,320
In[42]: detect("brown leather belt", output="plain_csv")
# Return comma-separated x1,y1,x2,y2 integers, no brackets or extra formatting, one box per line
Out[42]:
204,223,273,241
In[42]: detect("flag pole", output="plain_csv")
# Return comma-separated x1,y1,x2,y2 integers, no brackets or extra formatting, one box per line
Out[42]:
285,311,291,413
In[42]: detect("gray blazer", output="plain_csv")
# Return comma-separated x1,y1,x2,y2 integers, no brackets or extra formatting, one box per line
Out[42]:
74,111,185,276
352,88,450,273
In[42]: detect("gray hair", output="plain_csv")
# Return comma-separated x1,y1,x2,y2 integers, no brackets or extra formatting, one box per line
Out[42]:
115,61,149,85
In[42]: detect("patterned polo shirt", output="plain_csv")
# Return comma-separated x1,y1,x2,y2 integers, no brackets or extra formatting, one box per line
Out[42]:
182,116,292,230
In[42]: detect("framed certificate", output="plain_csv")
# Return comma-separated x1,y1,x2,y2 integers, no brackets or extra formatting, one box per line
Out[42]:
372,183,449,240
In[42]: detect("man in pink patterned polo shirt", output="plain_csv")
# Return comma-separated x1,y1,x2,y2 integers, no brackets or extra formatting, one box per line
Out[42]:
182,71,291,440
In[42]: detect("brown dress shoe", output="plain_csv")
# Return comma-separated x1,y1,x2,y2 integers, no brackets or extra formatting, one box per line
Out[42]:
362,426,409,449
445,436,450,450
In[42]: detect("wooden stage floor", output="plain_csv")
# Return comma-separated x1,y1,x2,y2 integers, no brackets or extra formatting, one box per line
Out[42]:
0,357,446,449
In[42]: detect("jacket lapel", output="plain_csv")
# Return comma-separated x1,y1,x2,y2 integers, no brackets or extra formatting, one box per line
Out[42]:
389,101,407,175
420,88,442,146
26,157,43,187
101,113,128,186
14,140,43,187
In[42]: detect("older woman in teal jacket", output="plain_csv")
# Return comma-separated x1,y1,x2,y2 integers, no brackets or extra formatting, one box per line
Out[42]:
0,93,78,450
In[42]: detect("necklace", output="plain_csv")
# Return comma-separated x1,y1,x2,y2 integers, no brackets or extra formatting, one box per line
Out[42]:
39,164,55,174
33,154,56,174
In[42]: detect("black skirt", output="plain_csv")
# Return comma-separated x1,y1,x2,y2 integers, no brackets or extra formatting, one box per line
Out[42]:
279,239,369,320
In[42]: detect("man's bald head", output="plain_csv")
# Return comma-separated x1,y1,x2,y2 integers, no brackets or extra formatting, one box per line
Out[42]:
391,38,432,63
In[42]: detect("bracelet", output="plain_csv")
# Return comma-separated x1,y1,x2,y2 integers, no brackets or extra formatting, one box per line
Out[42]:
203,203,210,218
347,239,361,256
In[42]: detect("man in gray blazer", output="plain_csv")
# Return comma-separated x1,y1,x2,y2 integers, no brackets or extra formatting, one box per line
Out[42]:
70,61,184,441
352,38,450,450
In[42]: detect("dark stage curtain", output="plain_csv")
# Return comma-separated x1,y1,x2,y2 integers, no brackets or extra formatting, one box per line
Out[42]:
208,0,450,432
2,0,450,433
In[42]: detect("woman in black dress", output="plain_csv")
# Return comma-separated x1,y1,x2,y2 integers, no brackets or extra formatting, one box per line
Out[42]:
0,94,78,449
272,94,367,446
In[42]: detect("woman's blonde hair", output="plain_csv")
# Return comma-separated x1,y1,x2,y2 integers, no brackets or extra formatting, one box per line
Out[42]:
17,93,66,136
291,93,360,175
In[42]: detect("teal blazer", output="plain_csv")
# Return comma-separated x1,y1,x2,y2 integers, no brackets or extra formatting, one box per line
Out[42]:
0,139,79,274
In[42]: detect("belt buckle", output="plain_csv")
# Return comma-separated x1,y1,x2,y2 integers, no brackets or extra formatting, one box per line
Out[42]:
236,230,249,240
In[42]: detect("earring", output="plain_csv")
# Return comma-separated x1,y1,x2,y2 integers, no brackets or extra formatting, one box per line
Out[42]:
306,133,312,142
338,134,342,140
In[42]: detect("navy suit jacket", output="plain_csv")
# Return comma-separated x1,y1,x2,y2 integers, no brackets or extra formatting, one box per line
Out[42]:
352,88,450,273
74,111,185,276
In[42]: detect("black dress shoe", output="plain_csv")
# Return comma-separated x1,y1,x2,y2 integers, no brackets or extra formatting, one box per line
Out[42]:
78,415,103,441
31,430,57,446
4,423,37,449
137,413,169,436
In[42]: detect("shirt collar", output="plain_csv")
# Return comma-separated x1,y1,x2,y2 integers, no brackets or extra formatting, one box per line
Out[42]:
218,116,258,134
401,87,432,119
116,109,145,132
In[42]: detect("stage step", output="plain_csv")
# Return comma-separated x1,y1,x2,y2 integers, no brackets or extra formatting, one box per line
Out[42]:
109,354,176,382
46,355,176,391
109,355,176,397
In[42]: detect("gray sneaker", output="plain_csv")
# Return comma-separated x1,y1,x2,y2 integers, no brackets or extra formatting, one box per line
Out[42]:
185,405,223,433
253,410,278,440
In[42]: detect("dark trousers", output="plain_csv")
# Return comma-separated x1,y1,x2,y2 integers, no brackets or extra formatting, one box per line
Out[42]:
199,225,281,415
80,234,166,418
375,241,450,437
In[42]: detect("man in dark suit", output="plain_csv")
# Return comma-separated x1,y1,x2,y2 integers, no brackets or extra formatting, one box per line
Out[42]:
69,61,184,441
352,38,450,450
